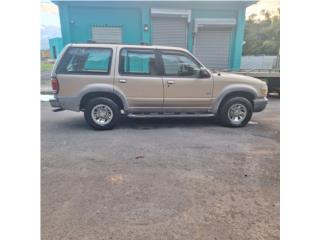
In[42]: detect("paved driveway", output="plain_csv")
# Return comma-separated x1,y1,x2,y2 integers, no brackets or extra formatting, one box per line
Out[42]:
41,98,280,240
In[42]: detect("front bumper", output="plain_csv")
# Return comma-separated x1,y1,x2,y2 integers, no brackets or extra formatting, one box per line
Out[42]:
253,97,268,112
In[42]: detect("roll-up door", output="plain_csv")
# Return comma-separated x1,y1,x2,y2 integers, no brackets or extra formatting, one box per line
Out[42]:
91,26,122,43
194,28,232,70
152,17,187,49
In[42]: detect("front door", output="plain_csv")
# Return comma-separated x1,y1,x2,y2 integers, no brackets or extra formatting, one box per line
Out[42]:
115,47,163,111
160,50,213,110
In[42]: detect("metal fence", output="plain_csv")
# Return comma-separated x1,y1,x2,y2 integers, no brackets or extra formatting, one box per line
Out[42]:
241,55,280,70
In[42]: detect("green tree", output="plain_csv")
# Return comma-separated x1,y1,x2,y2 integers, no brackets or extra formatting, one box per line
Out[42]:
243,9,280,55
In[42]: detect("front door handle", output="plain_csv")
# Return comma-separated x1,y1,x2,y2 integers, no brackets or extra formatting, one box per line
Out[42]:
119,79,127,83
167,80,175,85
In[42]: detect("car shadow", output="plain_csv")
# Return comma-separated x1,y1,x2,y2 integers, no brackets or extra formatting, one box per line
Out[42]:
119,116,220,130
55,115,223,131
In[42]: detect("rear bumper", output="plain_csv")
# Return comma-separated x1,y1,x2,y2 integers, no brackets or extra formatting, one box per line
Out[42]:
49,97,62,108
49,95,80,111
253,97,268,112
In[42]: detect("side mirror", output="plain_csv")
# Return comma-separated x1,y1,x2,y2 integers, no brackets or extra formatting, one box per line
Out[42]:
199,68,211,78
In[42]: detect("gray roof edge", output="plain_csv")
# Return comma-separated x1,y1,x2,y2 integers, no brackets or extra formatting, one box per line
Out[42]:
52,0,257,8
52,0,257,2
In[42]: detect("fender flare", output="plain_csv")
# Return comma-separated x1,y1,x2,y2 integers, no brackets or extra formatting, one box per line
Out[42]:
211,84,258,113
76,84,129,110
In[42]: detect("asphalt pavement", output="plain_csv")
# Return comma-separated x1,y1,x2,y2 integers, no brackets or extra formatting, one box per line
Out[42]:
41,98,280,240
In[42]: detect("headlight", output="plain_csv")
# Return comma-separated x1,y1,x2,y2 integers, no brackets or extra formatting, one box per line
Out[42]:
260,85,268,96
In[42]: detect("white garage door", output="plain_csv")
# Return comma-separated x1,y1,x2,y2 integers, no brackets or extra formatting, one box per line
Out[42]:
91,26,122,43
194,29,232,70
152,17,187,49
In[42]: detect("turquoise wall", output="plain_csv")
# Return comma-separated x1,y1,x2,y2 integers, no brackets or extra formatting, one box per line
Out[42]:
68,7,142,44
53,1,252,70
49,37,63,59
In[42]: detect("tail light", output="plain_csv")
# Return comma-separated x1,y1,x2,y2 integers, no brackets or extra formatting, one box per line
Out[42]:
51,77,59,94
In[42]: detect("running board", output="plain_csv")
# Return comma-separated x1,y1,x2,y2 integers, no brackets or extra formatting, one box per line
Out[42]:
52,108,64,112
127,113,215,118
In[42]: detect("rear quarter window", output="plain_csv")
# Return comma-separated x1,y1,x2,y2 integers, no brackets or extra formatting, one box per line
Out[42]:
56,47,112,75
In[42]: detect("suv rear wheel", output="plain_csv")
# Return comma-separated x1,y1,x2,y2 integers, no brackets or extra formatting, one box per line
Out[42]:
84,97,120,130
219,97,253,127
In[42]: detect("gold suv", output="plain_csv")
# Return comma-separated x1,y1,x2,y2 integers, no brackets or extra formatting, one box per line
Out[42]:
50,43,268,130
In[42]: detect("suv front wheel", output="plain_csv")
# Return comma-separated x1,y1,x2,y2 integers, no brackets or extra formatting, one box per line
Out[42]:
84,97,120,130
219,97,253,127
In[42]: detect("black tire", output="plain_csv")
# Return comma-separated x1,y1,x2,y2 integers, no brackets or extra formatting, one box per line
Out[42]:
84,97,120,130
218,97,253,127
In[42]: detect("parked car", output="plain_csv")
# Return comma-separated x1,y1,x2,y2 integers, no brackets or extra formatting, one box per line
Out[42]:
50,43,268,130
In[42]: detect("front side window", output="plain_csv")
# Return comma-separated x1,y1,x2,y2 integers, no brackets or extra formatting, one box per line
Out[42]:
57,47,112,74
119,49,157,75
161,51,201,77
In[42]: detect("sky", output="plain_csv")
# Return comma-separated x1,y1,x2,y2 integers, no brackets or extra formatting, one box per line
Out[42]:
40,0,280,27
40,0,60,27
246,0,279,19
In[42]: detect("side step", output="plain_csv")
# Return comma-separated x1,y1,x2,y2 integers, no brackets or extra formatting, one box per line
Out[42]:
52,108,64,112
127,113,215,118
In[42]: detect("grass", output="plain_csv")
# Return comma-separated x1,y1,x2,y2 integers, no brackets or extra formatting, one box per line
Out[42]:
41,62,54,72
41,61,54,94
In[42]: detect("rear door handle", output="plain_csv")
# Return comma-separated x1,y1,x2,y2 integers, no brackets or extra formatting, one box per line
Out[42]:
119,79,127,83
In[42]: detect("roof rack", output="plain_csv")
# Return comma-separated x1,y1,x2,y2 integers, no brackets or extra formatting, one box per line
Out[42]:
86,40,150,45
86,40,119,44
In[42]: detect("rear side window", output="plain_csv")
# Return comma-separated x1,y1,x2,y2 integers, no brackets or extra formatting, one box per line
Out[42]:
119,48,158,75
57,47,112,74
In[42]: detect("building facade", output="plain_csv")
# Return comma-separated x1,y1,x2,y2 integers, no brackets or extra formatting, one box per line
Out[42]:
50,0,255,70
49,37,64,59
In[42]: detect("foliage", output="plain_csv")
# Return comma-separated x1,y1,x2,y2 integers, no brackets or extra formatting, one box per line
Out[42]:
243,9,280,55
41,62,54,72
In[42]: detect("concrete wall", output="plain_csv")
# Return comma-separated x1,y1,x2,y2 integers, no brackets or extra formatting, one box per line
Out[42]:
49,37,64,59
41,50,51,59
53,1,253,70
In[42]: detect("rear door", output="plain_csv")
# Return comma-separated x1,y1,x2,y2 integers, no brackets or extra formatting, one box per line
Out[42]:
115,47,164,110
159,50,213,110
